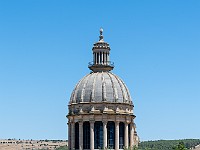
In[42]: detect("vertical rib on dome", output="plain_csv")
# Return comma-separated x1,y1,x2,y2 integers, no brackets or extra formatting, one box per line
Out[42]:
69,72,133,104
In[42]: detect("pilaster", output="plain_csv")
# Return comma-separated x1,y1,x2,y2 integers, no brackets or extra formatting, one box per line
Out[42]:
103,121,107,149
67,123,71,150
115,121,119,150
124,122,129,148
90,121,95,150
71,122,75,149
79,122,83,150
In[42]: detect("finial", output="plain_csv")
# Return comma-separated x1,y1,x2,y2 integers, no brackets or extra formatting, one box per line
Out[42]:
99,27,104,41
100,28,103,35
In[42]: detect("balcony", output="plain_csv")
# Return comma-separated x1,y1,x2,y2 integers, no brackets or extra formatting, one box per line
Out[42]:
88,61,114,67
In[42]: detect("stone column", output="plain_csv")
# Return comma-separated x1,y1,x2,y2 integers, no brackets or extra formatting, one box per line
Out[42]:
103,121,107,149
124,122,129,148
93,53,95,63
79,122,83,150
101,52,103,64
103,52,106,65
95,53,97,64
71,122,75,149
105,52,107,65
130,122,134,148
67,123,71,150
97,52,100,64
115,121,119,150
90,121,95,150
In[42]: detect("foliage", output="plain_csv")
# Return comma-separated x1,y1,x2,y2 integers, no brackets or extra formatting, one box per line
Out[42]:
138,139,200,150
56,145,68,150
172,142,187,150
55,139,200,150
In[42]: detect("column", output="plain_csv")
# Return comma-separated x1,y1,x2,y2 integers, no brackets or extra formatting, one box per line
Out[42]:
124,122,128,148
103,121,107,149
93,53,95,63
105,52,108,64
79,122,83,150
97,52,100,64
102,52,104,64
90,121,94,150
115,121,119,150
67,123,71,150
130,122,134,148
71,122,75,149
95,53,97,64
99,52,101,64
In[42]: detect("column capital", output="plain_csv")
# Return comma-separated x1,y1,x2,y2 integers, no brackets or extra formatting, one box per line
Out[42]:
130,122,134,126
78,121,83,125
89,120,95,124
102,120,107,124
115,121,120,124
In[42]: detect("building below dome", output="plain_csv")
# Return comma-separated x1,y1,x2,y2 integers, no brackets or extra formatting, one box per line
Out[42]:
67,28,139,150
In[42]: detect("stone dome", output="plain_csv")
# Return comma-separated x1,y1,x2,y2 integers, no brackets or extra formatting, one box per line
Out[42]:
67,29,139,150
69,72,132,105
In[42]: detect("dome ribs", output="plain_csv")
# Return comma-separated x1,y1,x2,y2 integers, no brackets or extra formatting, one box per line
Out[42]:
71,74,88,104
101,73,107,101
111,73,127,103
107,72,118,102
90,72,97,102
81,73,90,102
69,72,133,105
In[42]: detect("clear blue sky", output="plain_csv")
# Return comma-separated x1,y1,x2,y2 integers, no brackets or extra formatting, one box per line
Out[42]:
0,0,200,141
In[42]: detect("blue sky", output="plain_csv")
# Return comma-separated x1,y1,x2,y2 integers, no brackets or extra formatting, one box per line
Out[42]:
0,0,200,141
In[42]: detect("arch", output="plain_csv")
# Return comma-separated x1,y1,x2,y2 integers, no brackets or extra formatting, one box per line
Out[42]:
94,121,103,149
119,122,125,149
75,122,79,149
83,121,90,149
107,121,115,149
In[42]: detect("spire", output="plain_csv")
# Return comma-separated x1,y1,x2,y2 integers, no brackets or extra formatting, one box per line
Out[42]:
88,28,114,72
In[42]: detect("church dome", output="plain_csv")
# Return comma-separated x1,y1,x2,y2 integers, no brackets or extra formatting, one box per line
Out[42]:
67,29,139,150
69,72,132,104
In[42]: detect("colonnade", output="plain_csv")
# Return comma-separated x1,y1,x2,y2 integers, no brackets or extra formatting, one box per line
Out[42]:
68,121,135,150
93,52,110,65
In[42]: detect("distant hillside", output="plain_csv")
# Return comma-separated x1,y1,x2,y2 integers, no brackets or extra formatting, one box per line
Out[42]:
138,139,200,150
56,145,68,150
55,139,200,150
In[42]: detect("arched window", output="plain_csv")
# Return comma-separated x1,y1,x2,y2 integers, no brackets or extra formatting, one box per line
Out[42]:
107,121,115,149
94,121,103,149
75,122,79,149
83,122,90,149
119,122,124,149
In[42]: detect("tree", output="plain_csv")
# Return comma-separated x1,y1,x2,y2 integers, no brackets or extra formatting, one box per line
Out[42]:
173,142,187,150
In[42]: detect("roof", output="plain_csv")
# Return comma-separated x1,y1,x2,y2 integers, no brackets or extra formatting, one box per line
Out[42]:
69,72,133,104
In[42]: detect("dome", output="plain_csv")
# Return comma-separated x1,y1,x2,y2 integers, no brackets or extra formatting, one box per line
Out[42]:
69,72,132,105
67,29,139,150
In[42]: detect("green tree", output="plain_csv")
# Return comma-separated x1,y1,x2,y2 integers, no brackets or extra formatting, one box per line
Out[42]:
173,142,187,150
